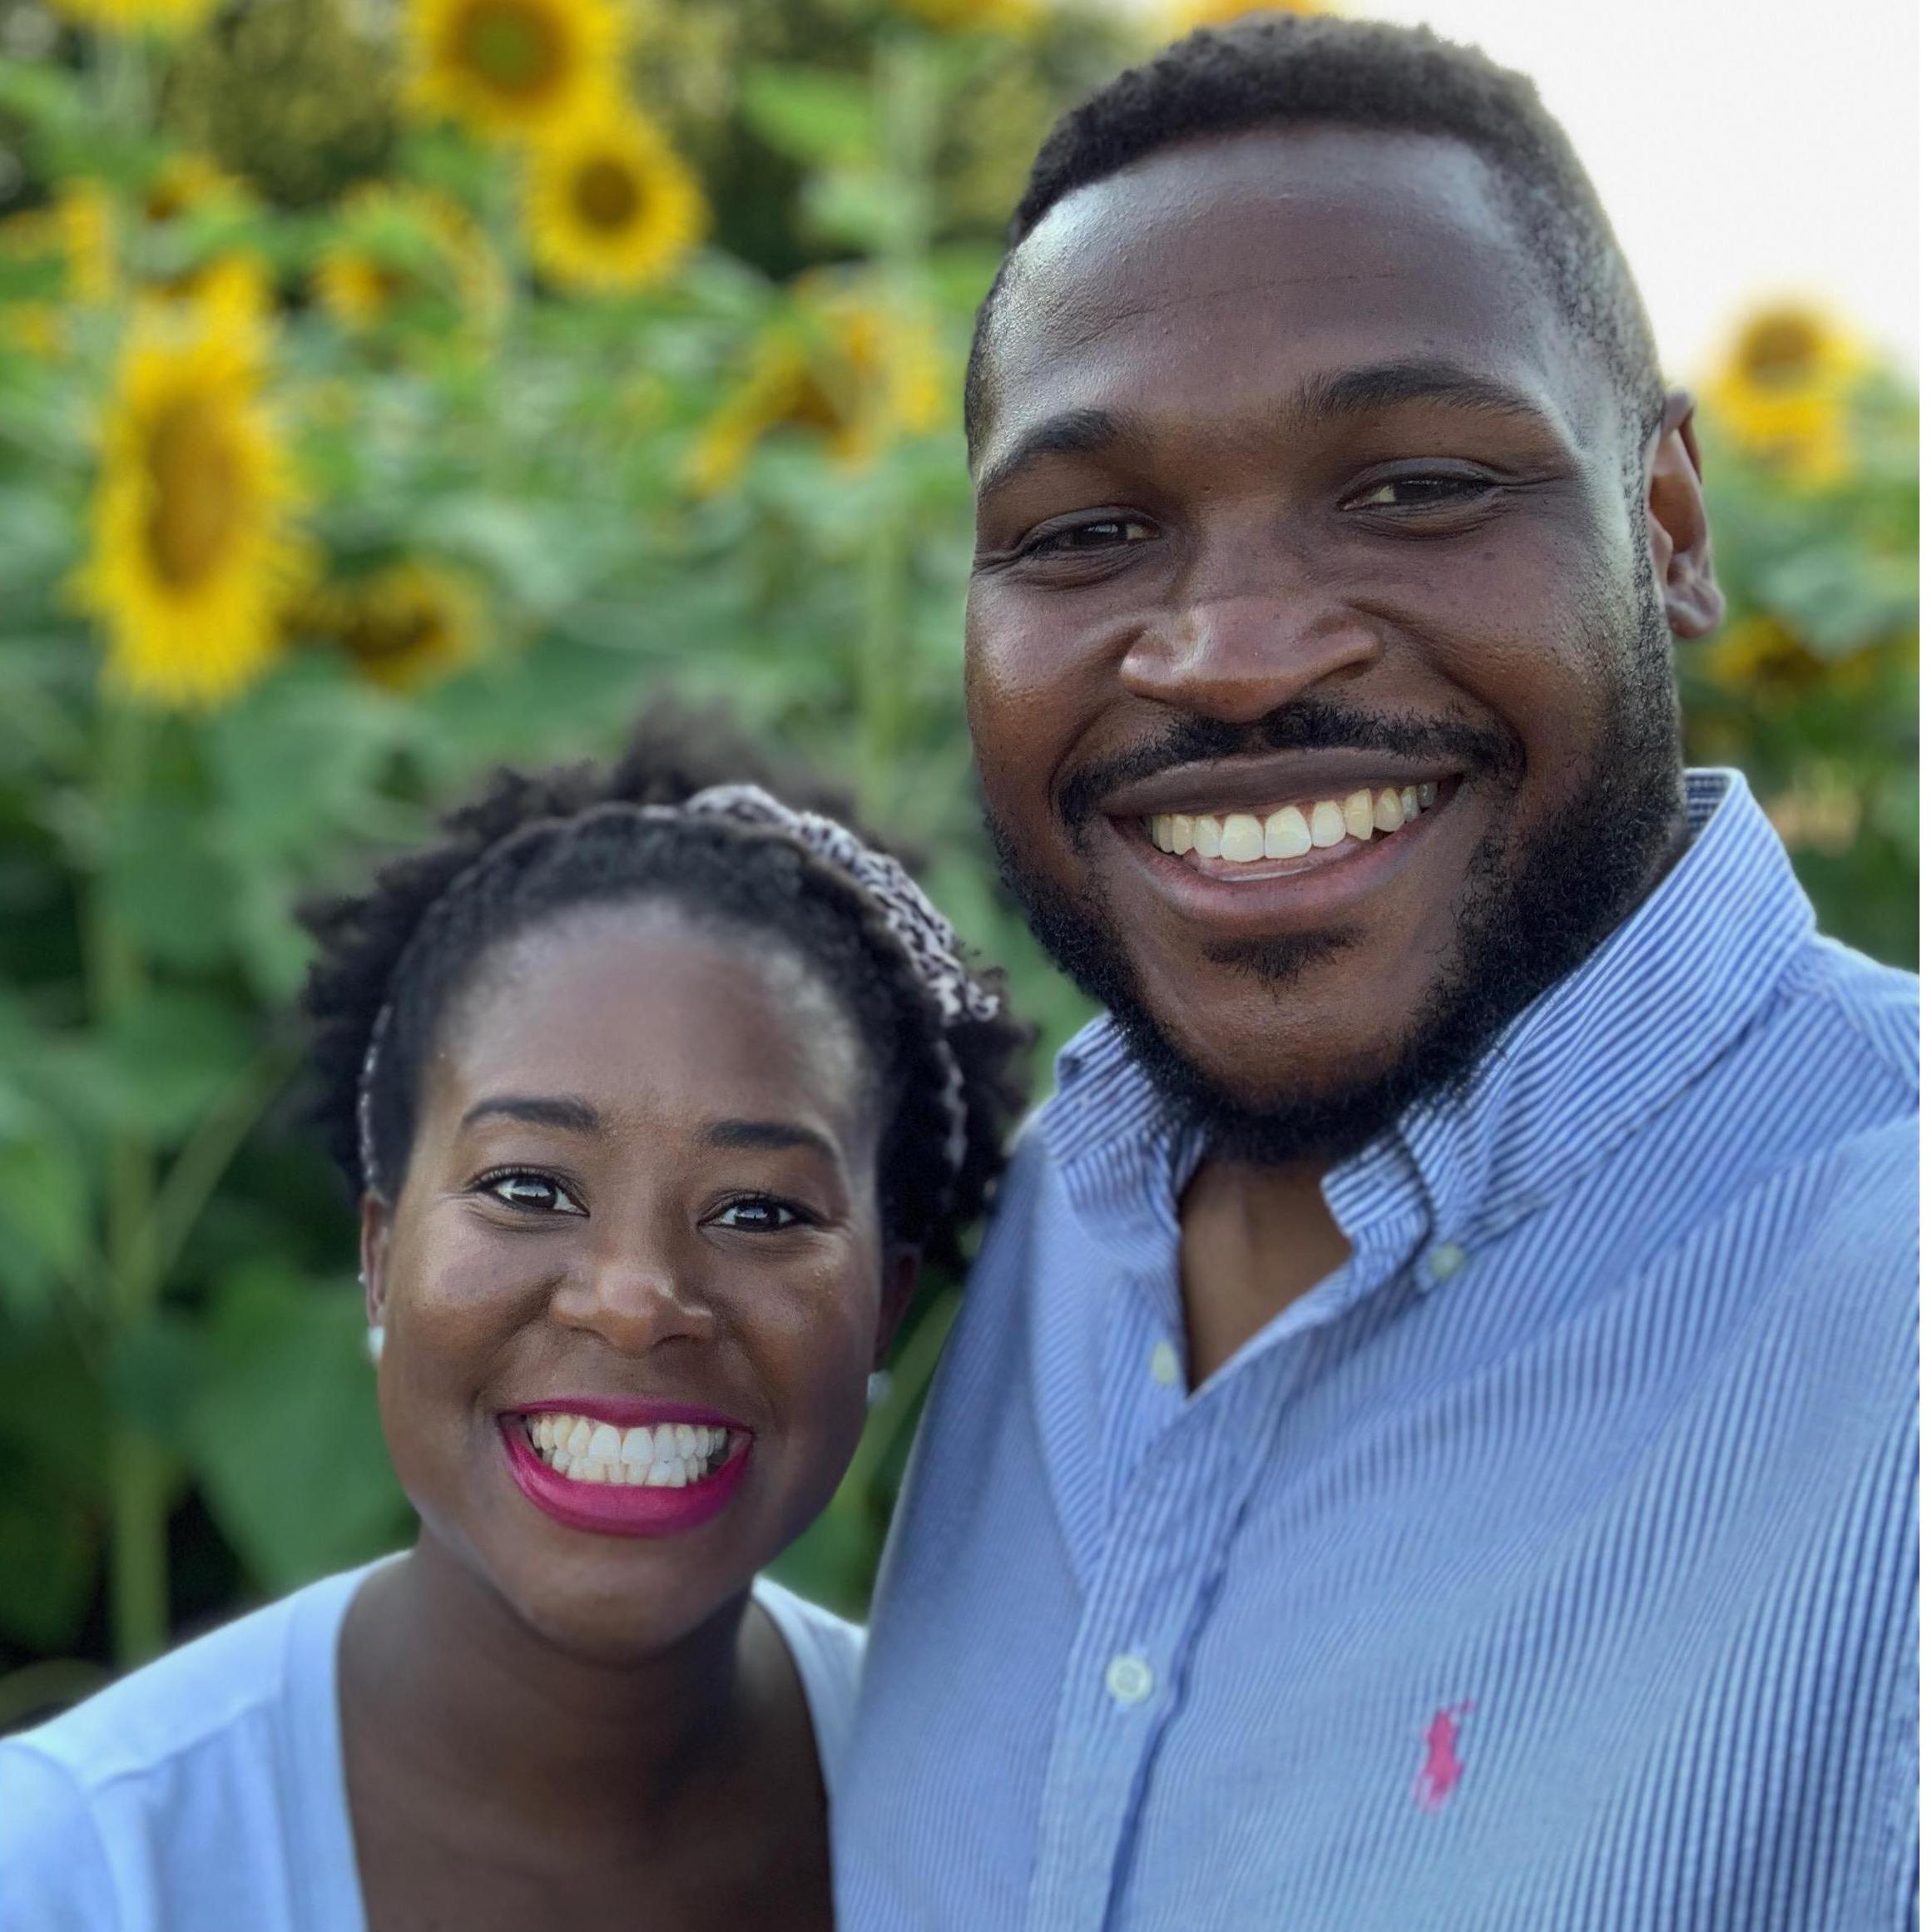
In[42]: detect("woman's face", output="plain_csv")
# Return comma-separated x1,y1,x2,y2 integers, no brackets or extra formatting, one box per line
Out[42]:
362,901,908,1662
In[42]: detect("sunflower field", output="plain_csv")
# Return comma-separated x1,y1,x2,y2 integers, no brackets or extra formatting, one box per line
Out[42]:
0,0,1916,1723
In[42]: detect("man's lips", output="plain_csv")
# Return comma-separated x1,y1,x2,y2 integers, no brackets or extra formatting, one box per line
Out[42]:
1103,774,1467,939
1094,749,1464,820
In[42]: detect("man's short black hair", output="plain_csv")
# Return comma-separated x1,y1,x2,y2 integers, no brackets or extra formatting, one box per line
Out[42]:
964,13,1664,462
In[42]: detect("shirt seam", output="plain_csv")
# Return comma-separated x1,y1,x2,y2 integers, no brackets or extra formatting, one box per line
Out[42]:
1,1738,125,1924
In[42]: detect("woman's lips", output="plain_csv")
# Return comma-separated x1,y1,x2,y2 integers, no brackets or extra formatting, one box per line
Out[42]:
500,1416,751,1538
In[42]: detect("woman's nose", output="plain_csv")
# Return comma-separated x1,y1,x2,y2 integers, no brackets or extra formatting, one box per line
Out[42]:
552,1240,719,1355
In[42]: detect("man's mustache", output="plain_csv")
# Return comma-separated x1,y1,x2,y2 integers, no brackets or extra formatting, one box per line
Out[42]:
1055,700,1524,832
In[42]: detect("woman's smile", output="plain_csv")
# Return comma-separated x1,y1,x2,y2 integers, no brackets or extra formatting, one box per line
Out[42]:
501,1409,754,1538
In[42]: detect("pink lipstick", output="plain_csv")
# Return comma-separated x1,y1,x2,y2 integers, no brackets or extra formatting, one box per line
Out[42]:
501,1397,752,1538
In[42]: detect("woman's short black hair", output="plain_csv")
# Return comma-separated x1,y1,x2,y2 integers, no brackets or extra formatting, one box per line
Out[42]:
965,13,1664,461
298,705,1033,1273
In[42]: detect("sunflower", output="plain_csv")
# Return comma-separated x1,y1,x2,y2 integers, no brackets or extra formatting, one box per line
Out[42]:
1703,303,1866,488
315,183,506,339
76,302,308,707
293,562,484,691
139,153,253,229
47,0,216,32
1167,0,1330,28
404,0,622,141
523,102,705,295
688,280,945,493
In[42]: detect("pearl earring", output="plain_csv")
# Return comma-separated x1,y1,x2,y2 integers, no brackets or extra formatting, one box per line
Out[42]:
867,1370,891,1409
365,1325,384,1364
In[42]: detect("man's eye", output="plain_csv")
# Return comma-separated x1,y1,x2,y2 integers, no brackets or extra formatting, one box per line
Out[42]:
712,1196,807,1233
1024,517,1155,557
1350,475,1489,509
481,1172,584,1216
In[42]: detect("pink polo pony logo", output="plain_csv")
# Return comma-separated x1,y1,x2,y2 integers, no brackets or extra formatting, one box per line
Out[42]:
1414,1701,1474,1811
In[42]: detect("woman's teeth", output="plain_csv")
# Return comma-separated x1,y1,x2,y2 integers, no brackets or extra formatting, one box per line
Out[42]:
524,1414,733,1488
1151,782,1437,865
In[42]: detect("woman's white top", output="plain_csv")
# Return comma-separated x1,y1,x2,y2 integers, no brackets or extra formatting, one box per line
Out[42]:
0,1563,863,1932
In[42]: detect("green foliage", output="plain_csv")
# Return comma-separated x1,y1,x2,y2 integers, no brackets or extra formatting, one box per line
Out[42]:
0,0,1914,1725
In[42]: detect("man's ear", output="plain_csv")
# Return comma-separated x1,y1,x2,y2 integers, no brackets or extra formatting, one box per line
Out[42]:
875,1243,922,1366
359,1194,393,1331
1647,389,1726,640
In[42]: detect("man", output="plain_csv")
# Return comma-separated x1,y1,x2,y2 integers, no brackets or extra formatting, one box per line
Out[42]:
836,15,1917,1930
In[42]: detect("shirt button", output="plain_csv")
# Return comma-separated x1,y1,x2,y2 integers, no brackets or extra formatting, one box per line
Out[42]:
1425,1241,1467,1285
1105,1654,1156,1707
1148,1340,1181,1388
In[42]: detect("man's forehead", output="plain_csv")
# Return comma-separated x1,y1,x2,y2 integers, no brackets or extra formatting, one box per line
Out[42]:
981,125,1603,458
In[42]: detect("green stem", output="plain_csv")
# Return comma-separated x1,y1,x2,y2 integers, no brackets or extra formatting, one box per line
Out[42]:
855,34,941,815
87,701,168,1668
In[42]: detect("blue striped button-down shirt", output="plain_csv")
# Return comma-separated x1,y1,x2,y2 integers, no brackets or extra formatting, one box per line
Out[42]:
836,770,1918,1932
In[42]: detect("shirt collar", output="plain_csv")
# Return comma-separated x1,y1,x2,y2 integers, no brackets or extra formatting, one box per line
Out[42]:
1036,770,1816,1264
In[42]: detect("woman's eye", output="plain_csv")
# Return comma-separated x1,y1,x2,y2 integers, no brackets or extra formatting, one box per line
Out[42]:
711,1196,807,1233
481,1172,583,1216
1024,517,1155,557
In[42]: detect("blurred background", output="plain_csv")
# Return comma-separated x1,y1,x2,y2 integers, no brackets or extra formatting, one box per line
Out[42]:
0,0,1915,1725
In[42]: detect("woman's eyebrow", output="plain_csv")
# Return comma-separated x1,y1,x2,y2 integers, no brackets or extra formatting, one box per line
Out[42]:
459,1094,602,1134
705,1118,841,1167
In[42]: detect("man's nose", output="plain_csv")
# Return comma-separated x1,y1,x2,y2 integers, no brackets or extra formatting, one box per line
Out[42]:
1118,545,1381,722
552,1235,720,1355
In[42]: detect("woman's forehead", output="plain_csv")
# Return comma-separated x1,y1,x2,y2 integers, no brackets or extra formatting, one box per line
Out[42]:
428,906,874,1138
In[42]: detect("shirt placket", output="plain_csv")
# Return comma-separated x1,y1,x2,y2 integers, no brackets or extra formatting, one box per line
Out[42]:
1023,1353,1285,1932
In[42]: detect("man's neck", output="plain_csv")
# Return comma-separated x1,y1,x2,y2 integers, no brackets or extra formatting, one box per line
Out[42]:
1178,1153,1351,1385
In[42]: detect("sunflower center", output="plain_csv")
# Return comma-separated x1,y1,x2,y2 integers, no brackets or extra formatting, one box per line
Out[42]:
347,600,442,662
572,156,644,232
454,0,567,101
1739,312,1825,387
143,398,243,589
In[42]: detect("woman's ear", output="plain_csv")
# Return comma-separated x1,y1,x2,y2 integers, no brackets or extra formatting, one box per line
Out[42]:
875,1243,922,1366
359,1194,393,1331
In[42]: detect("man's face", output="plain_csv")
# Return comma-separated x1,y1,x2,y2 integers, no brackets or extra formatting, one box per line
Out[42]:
967,126,1720,1158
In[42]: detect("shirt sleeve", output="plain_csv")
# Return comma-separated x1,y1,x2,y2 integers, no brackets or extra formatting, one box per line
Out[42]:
0,1744,121,1932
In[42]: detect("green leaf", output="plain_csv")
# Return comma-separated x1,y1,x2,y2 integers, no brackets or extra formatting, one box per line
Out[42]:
0,1126,94,1305
185,1263,410,1593
102,804,236,970
93,990,255,1140
740,67,876,170
0,1487,98,1652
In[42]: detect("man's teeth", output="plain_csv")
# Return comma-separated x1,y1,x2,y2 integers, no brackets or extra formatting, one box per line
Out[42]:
1151,782,1437,864
524,1414,734,1488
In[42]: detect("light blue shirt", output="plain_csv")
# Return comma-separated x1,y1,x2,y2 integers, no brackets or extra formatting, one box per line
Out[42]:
0,1563,863,1931
836,770,1919,1932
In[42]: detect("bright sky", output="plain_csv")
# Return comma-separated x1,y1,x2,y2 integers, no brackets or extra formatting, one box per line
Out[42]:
1117,0,1920,380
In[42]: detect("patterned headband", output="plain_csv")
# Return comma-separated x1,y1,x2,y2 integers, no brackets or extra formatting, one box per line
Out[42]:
356,782,998,1201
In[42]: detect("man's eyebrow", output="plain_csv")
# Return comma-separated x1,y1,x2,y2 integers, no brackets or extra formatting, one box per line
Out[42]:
974,360,1556,500
704,1118,842,1167
459,1094,602,1134
1287,358,1556,429
974,406,1124,499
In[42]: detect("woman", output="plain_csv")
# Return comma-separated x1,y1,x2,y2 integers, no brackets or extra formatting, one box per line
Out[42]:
0,710,1030,1931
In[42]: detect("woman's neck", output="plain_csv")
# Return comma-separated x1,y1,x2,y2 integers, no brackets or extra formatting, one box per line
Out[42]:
340,1534,773,1842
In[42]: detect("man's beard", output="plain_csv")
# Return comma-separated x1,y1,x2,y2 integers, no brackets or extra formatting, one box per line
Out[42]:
985,577,1686,1167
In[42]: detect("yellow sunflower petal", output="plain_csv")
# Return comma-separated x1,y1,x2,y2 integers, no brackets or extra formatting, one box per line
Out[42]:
523,101,706,295
47,0,217,32
404,0,622,141
1702,301,1869,488
686,275,944,493
75,303,310,709
315,182,506,338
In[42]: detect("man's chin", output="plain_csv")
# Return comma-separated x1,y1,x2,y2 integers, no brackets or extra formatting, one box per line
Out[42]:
1106,990,1444,1167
